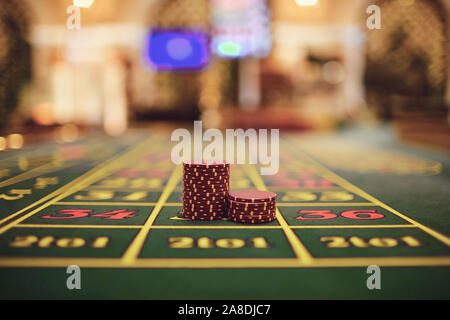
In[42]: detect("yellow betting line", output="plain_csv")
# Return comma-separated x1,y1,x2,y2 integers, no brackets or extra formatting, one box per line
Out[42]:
289,224,417,229
121,165,183,265
284,137,450,247
0,137,153,236
12,224,413,230
1,256,449,268
55,202,159,206
312,256,450,267
276,202,375,206
14,224,143,229
86,186,166,191
54,201,374,207
243,164,313,265
148,225,282,229
0,162,68,189
0,257,300,268
0,150,133,227
268,186,345,191
53,202,181,206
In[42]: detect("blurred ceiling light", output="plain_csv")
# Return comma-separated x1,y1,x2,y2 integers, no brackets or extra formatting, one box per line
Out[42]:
295,0,318,6
0,137,6,151
7,134,24,150
74,0,94,8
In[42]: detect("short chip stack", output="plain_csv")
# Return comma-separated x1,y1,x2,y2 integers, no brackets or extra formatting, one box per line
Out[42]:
227,190,277,224
182,161,230,220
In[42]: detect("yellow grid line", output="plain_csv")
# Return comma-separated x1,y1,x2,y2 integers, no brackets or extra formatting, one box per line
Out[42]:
85,186,168,191
0,162,68,189
53,201,376,206
13,224,417,230
291,145,450,247
0,142,124,227
0,138,153,236
244,164,314,265
276,202,375,206
0,167,126,228
1,135,448,268
55,202,159,206
0,160,126,227
266,186,345,191
289,225,417,229
121,165,183,265
14,224,144,229
0,257,449,268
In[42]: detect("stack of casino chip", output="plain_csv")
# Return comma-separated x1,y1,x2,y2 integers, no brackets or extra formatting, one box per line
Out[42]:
227,190,277,224
182,161,230,220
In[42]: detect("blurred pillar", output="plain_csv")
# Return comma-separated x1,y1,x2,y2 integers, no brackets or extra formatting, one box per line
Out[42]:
342,26,365,116
52,60,75,124
74,65,103,125
447,64,450,126
199,59,224,128
443,0,450,118
103,58,128,136
238,58,261,110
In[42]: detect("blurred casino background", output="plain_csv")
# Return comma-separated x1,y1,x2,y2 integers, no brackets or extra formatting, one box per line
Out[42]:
0,0,449,150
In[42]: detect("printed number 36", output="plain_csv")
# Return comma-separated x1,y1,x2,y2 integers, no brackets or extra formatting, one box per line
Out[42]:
296,210,384,220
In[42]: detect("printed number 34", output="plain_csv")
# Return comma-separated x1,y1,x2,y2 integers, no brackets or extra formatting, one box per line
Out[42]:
41,209,138,220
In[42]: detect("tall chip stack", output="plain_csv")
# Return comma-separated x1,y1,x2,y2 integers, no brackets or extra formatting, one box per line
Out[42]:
227,190,277,224
182,161,230,220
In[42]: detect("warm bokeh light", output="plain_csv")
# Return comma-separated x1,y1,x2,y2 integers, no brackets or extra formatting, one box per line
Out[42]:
399,0,415,6
295,0,319,6
7,134,24,150
322,61,346,85
58,124,80,143
0,137,6,151
32,102,54,126
104,119,127,137
74,0,94,8
201,109,222,128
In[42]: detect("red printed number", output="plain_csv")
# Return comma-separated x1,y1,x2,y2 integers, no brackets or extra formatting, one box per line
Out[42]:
340,210,384,220
41,209,92,219
296,209,384,220
296,210,337,220
41,209,137,220
92,209,138,220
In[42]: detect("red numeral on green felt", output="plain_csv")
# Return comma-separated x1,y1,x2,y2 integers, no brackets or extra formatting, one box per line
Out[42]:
296,210,337,220
92,209,138,220
41,209,137,220
296,209,384,220
41,209,92,219
340,210,384,220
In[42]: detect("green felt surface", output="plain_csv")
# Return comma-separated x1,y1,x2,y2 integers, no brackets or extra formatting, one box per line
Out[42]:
0,126,449,299
1,268,449,299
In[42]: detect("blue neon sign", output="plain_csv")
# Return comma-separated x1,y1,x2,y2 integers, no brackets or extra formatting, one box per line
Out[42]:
145,29,210,71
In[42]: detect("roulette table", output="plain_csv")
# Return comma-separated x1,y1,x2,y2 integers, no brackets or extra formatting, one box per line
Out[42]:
0,125,449,299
